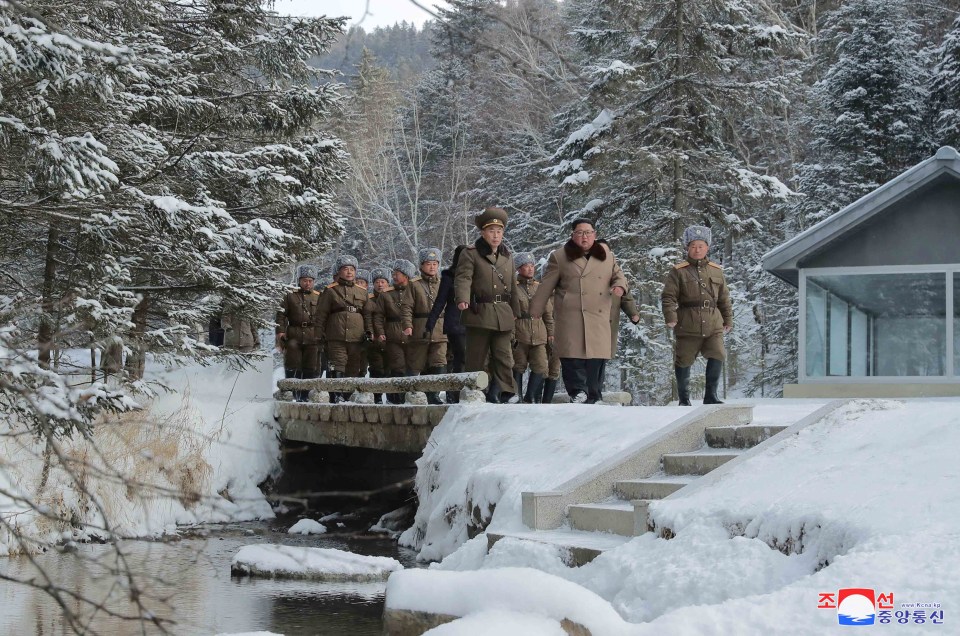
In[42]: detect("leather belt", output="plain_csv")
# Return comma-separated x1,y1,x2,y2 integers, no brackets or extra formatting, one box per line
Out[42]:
476,294,511,304
330,306,359,314
414,312,430,318
680,300,715,309
297,321,312,327
519,312,532,319
386,317,401,323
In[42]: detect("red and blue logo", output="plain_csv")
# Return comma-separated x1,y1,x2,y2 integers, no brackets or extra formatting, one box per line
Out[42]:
837,588,876,625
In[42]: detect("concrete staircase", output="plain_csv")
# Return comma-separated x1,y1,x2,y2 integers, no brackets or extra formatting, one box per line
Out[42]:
563,423,786,539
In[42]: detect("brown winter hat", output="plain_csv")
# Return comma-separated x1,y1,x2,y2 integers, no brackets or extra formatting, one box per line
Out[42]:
475,206,508,230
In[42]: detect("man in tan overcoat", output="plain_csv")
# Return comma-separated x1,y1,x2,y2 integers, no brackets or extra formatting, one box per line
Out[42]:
512,252,554,403
530,219,628,404
661,225,733,405
455,207,521,403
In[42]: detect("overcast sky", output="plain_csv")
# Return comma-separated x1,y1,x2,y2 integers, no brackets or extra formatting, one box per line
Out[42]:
272,1,450,29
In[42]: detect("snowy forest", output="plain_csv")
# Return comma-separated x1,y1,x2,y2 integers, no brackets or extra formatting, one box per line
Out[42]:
5,0,960,438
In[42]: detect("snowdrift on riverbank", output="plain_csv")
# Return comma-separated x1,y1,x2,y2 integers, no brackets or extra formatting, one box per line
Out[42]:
394,398,960,633
232,544,402,581
0,356,279,555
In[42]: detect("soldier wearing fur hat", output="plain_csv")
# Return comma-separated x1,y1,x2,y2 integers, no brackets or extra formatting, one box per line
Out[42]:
407,247,448,404
276,264,322,401
366,268,391,403
315,255,370,400
373,259,416,403
455,207,521,402
661,225,733,405
512,252,554,403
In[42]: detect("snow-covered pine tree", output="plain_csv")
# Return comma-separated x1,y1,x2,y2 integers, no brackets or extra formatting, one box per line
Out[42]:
550,0,802,403
794,0,930,227
0,1,347,433
932,15,960,148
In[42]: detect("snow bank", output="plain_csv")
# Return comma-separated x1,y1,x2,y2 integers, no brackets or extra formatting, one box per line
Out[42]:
423,610,568,636
0,355,279,555
287,518,327,535
386,568,631,634
396,399,960,634
232,544,402,581
399,404,688,561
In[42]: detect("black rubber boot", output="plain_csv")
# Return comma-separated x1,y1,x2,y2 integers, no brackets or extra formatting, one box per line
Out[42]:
327,369,345,403
524,373,545,403
388,371,404,404
675,365,692,406
513,370,524,403
541,378,558,404
369,369,383,404
486,381,502,404
703,358,725,404
425,366,446,405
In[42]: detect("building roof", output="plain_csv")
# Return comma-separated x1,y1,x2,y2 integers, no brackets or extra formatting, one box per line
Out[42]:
762,146,960,286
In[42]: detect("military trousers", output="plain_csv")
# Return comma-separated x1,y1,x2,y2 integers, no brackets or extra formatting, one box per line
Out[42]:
386,341,410,374
674,333,726,367
367,342,387,375
283,339,319,376
465,327,516,394
326,340,365,376
561,358,605,401
546,342,561,381
513,342,548,375
407,341,447,372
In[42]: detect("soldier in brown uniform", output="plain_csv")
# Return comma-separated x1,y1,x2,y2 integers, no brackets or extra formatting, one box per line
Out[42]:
366,268,391,403
661,225,733,405
276,264,321,401
354,269,371,379
407,247,448,404
455,207,521,403
373,259,416,404
315,255,370,401
512,252,554,403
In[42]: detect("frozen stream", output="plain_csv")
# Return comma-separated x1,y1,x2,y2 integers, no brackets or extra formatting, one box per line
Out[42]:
0,519,420,634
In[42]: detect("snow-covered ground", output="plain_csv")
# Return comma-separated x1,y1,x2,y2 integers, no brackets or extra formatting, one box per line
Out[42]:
231,544,402,581
0,355,279,554
389,398,958,634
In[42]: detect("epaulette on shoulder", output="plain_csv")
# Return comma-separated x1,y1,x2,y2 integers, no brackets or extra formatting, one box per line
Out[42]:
708,261,723,269
311,289,321,295
465,245,477,250
410,275,422,282
674,262,691,269
326,282,339,288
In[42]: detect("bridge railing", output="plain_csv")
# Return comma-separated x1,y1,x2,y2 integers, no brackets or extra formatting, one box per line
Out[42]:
275,371,489,404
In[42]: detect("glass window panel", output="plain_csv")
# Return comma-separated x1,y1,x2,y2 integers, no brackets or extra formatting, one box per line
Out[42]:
828,297,849,376
805,281,826,377
955,273,959,376
807,273,946,377
850,307,869,376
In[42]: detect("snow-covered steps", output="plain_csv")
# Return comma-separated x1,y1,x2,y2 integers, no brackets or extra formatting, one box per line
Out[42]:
614,474,697,500
567,500,648,536
704,424,788,448
662,447,743,475
487,528,631,567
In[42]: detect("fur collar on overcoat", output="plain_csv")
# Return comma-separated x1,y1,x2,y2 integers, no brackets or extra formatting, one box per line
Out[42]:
563,239,607,262
475,236,510,258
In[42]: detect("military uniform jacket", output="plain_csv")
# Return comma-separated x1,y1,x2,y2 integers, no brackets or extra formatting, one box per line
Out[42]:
409,274,447,343
276,289,321,344
373,285,413,343
455,239,520,332
661,257,733,337
514,277,554,346
315,280,369,343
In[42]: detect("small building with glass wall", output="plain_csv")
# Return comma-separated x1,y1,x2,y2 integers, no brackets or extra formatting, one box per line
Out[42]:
763,146,960,397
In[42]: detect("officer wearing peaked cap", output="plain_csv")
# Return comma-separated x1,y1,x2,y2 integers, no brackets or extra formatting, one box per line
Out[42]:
661,225,733,406
455,206,521,402
276,264,322,401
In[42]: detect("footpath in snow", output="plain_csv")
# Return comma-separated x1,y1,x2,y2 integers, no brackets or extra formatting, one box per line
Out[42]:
389,398,958,635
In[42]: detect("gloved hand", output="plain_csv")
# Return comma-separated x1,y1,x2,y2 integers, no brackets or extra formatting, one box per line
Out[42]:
422,330,431,340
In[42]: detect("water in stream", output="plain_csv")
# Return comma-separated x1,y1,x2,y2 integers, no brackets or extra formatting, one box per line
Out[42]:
0,518,421,635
